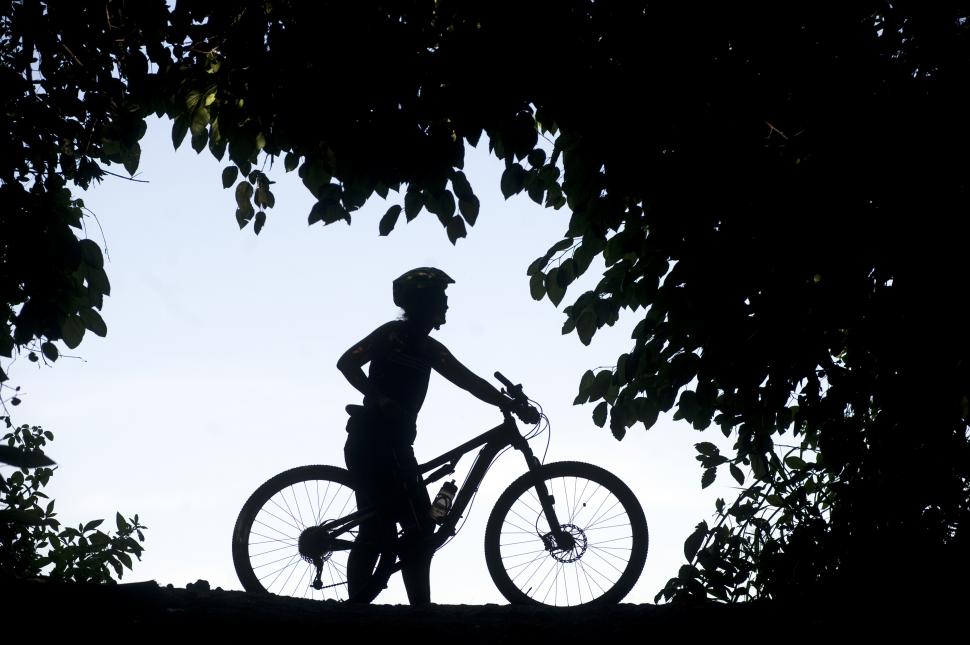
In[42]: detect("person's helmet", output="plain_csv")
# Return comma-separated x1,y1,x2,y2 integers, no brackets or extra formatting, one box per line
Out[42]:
392,267,454,310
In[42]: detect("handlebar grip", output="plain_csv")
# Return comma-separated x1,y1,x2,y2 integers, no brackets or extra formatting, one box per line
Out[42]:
494,372,515,389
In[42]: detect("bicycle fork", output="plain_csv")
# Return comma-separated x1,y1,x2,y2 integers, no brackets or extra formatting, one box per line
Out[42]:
515,436,576,553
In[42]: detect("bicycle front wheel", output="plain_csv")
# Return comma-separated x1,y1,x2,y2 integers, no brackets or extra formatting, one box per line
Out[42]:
232,465,390,602
484,461,648,607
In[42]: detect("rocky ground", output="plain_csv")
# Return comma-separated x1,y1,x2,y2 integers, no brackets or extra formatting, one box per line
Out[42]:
1,578,955,640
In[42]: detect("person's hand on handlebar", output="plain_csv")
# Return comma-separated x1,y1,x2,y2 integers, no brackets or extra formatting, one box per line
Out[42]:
515,404,540,425
503,399,539,425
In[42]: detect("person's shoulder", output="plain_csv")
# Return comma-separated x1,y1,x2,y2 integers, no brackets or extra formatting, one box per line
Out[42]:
424,334,453,357
372,319,407,344
375,319,404,333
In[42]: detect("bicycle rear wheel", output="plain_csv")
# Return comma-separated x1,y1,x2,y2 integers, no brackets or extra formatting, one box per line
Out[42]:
232,464,392,602
484,461,648,607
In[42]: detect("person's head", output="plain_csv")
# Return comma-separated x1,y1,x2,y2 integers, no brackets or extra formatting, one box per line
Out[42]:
392,267,454,331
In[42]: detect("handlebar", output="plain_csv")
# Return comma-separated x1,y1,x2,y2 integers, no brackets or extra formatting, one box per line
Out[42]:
495,372,540,424
494,371,526,402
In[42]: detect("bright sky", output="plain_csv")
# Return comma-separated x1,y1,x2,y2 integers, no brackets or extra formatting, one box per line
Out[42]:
5,119,736,604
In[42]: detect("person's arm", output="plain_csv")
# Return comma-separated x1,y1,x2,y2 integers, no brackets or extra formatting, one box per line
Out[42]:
336,323,393,400
426,337,512,410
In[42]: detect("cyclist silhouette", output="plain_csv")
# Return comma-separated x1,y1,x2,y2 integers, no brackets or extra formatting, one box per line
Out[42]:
337,268,530,604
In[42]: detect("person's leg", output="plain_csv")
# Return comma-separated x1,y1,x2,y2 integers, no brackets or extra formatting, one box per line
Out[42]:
346,500,396,601
393,446,435,605
345,438,396,602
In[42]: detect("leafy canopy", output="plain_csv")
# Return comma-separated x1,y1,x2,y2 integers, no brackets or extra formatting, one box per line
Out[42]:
2,1,969,599
0,424,146,582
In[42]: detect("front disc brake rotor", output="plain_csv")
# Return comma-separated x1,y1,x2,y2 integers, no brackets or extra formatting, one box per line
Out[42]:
541,523,588,563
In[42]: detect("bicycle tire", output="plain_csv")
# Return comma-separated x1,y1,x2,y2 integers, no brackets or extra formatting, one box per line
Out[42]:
232,464,393,602
484,461,648,607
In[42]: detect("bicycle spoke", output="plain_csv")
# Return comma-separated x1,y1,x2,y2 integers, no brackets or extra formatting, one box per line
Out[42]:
252,552,300,569
304,480,318,526
585,508,629,530
577,559,607,597
588,544,633,565
516,491,542,517
249,537,298,546
260,553,301,586
568,478,594,525
325,560,345,599
586,500,622,530
264,500,305,533
288,559,311,597
250,544,298,558
248,529,297,544
584,523,633,532
253,517,300,539
277,488,303,531
581,487,612,529
503,515,539,536
510,550,551,584
586,547,626,577
289,486,308,530
574,555,584,604
591,544,633,551
276,551,304,594
531,555,560,602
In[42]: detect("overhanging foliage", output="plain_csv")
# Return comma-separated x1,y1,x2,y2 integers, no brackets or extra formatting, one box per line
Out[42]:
2,1,968,599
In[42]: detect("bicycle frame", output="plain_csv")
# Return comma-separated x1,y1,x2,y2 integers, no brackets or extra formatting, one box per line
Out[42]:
318,411,567,565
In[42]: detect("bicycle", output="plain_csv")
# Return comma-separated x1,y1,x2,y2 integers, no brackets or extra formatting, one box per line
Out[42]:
231,373,648,608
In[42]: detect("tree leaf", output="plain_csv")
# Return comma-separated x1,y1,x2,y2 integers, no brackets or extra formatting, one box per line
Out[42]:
695,442,719,457
458,195,480,225
588,370,612,401
751,454,769,480
83,519,104,532
0,445,55,468
500,164,526,198
190,128,208,153
86,266,111,296
404,189,423,221
121,143,141,176
573,370,596,405
254,210,266,235
235,181,254,208
429,190,456,224
379,205,402,236
576,308,597,345
236,205,255,229
529,273,545,301
450,170,474,199
222,166,239,189
78,239,104,269
730,463,745,485
446,215,467,244
701,467,716,489
61,315,85,349
684,521,709,561
171,117,189,150
545,268,565,306
78,308,107,337
592,401,608,427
